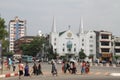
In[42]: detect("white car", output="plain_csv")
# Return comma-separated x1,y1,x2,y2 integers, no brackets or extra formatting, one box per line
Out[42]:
57,60,62,64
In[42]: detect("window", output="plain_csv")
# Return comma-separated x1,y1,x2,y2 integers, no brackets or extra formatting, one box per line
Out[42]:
115,49,120,53
90,36,93,38
74,44,76,46
68,48,71,52
90,45,93,47
89,40,93,42
63,48,65,52
115,42,120,46
101,42,109,46
74,48,76,52
82,39,84,42
101,34,109,39
54,48,57,52
54,43,56,45
101,48,109,52
63,43,65,46
82,43,84,46
90,49,93,54
54,38,56,41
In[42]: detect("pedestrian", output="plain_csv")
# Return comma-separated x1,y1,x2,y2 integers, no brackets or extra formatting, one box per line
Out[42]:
18,60,24,79
70,62,73,73
72,62,77,74
85,61,90,74
12,61,16,71
51,60,57,76
24,62,30,76
36,61,43,75
62,61,65,73
81,61,86,75
64,61,67,73
64,61,70,73
8,58,12,70
32,63,37,75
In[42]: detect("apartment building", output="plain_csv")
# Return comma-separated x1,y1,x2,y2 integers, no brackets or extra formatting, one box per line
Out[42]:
9,16,26,52
95,30,112,62
14,36,34,55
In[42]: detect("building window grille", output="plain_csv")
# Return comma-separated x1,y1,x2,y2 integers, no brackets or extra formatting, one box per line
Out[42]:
101,34,109,39
101,48,109,52
101,42,109,46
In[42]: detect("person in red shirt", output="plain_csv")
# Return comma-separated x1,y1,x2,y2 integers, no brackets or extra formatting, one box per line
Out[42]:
81,61,86,75
18,60,24,79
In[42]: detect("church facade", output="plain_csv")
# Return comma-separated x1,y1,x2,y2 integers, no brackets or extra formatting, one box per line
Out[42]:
49,18,96,60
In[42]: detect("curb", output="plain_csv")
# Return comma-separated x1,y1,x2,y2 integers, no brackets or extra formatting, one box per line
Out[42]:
110,73,120,76
0,72,19,78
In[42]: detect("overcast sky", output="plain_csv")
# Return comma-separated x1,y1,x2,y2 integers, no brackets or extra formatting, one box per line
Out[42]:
0,0,120,36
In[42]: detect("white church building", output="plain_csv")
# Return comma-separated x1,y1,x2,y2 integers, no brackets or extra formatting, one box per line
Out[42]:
49,18,96,60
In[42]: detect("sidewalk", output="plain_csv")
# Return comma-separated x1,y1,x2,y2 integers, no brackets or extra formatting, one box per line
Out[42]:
0,64,19,78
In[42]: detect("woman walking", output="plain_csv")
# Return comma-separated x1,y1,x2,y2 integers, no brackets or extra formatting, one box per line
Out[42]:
24,62,30,76
18,60,24,79
37,61,43,75
32,63,37,75
51,60,57,76
85,61,90,74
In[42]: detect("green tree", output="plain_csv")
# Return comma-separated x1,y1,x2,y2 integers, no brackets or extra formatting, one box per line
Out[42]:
20,36,46,56
47,44,59,60
0,17,8,56
114,55,120,62
3,52,13,57
79,49,87,60
0,17,8,40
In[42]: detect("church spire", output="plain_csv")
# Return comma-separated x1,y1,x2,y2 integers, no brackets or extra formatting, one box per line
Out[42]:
79,17,84,34
52,17,56,33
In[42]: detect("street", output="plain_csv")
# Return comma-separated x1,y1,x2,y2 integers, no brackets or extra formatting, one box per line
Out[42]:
2,73,120,80
1,62,120,80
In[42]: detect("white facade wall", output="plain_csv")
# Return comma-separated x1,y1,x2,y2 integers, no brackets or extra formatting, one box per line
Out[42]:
50,29,96,60
57,30,79,56
85,31,96,60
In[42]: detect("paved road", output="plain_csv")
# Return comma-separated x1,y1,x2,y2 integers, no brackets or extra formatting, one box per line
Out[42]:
2,72,120,80
1,62,120,80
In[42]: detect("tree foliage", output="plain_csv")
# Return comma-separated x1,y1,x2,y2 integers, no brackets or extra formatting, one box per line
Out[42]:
20,36,46,57
114,55,120,60
0,17,8,40
79,49,87,60
0,17,9,55
46,44,59,60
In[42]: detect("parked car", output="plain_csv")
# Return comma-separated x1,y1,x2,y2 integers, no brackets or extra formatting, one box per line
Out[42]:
56,60,62,64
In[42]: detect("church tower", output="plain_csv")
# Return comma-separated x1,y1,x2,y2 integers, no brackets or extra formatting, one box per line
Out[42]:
51,17,56,33
50,17,58,53
79,17,84,34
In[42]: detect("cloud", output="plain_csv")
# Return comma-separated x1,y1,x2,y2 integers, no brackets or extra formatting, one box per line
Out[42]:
0,0,120,36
